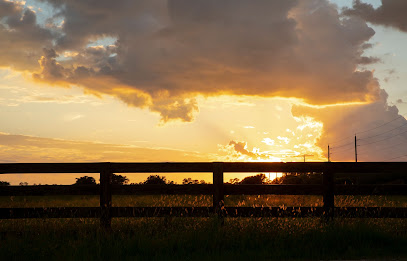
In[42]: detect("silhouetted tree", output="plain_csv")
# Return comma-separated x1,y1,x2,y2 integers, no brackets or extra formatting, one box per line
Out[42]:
112,174,129,185
142,175,174,185
74,176,96,185
278,175,303,184
0,181,10,186
182,178,207,184
19,182,28,186
239,174,271,184
271,172,322,184
226,178,240,184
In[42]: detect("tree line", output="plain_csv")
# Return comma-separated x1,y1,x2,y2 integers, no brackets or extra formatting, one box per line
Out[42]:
3,171,406,186
0,172,326,186
74,174,208,185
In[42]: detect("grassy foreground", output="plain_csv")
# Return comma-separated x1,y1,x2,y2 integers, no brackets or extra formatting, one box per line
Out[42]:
1,217,407,260
1,194,407,208
1,195,407,260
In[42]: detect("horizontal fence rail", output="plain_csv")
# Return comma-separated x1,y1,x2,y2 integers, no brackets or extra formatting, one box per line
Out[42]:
2,162,407,173
1,162,407,228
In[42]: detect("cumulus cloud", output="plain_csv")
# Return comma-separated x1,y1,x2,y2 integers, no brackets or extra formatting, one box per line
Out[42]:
343,0,407,32
0,1,54,70
0,0,387,122
220,115,326,162
3,0,407,163
228,141,258,158
218,140,273,161
292,91,407,162
1,0,406,163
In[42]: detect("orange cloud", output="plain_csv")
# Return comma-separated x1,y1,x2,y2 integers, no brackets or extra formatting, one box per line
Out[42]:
0,0,386,122
292,91,407,162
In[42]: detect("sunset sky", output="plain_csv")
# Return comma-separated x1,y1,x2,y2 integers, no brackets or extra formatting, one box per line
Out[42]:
1,0,407,184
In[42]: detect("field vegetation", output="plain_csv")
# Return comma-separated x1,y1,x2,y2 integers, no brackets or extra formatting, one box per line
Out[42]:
1,194,407,208
0,173,406,260
1,194,407,260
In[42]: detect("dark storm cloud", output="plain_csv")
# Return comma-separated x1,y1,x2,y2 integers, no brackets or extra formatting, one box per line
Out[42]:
0,0,21,17
343,0,407,32
0,0,54,70
0,0,385,122
357,56,381,64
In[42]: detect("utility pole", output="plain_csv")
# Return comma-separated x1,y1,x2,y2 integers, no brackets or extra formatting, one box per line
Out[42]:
355,135,358,163
296,154,314,162
328,145,330,162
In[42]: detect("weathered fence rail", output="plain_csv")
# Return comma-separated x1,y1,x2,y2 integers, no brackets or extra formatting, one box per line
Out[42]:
1,162,407,228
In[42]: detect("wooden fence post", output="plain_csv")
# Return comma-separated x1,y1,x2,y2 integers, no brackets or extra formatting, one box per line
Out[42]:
323,169,335,220
213,162,224,216
100,163,112,229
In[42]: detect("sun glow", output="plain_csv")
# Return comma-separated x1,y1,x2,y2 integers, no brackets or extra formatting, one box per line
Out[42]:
295,101,371,109
214,98,326,163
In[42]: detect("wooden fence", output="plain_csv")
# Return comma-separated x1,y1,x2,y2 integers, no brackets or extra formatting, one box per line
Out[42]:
1,162,407,228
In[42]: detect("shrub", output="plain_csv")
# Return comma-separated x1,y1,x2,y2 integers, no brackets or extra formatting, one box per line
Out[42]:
142,175,174,185
182,178,206,184
112,174,129,185
239,174,271,184
227,178,240,184
74,176,96,185
271,173,322,184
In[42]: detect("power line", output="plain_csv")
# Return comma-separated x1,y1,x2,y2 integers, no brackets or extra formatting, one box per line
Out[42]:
358,128,407,146
329,113,407,146
384,154,407,162
357,135,407,161
358,137,407,154
331,141,353,150
358,122,407,141
359,146,406,161
331,145,354,154
329,135,355,146
328,113,407,162
356,123,407,160
294,154,314,162
356,113,407,135
359,144,401,155
333,146,354,153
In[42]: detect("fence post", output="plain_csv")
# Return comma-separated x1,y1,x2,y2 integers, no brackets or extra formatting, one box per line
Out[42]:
323,169,335,220
213,162,224,216
100,163,112,229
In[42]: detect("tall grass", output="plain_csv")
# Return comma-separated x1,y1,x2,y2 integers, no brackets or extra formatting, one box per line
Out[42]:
1,195,407,260
1,194,406,208
1,217,407,260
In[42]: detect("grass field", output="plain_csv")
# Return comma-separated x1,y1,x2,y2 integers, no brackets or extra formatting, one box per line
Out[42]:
1,195,407,260
1,194,407,208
